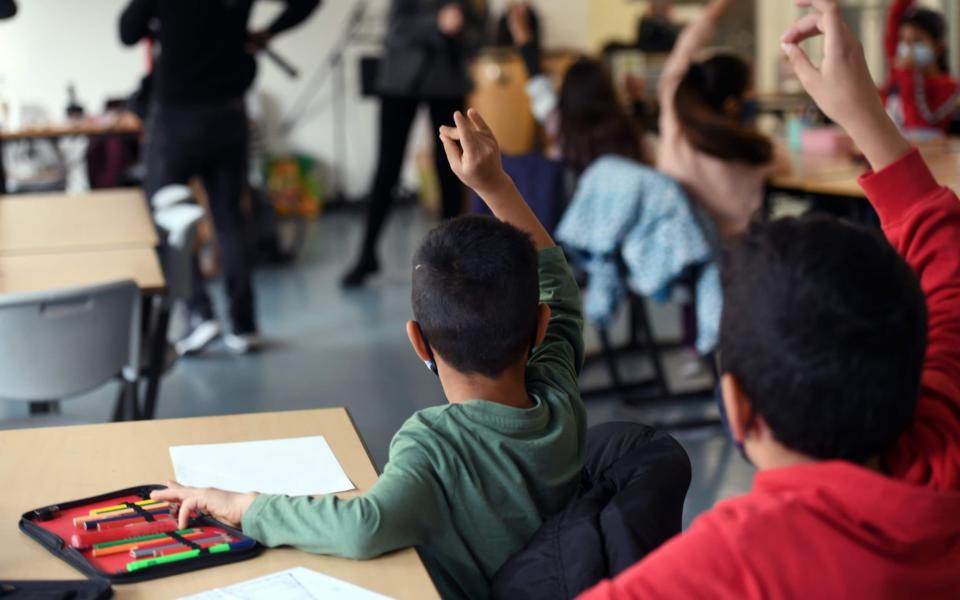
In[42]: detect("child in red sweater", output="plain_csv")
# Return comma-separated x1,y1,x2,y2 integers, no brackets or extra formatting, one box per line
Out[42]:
580,0,960,598
883,0,959,132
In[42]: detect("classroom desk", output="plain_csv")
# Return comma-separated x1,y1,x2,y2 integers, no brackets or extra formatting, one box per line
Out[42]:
770,137,960,199
0,247,165,295
0,189,158,255
0,409,440,600
0,120,143,142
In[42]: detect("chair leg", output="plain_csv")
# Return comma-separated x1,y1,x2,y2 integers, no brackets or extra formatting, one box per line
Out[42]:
598,328,626,395
143,305,171,420
112,380,141,422
632,297,670,395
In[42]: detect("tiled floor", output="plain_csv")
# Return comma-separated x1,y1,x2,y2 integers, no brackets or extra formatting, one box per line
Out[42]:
0,206,753,527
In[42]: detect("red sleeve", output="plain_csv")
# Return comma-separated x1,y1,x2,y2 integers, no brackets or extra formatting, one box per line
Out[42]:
886,0,914,61
859,150,960,491
576,513,753,600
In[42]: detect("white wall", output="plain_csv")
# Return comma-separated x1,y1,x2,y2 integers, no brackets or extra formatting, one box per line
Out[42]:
0,0,591,200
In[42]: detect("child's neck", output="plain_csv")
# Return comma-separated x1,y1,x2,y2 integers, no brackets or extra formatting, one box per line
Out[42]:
441,363,534,409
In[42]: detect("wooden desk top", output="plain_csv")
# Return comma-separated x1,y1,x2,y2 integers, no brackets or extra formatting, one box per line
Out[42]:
0,189,158,255
0,120,143,142
0,409,439,600
0,247,165,295
771,138,960,199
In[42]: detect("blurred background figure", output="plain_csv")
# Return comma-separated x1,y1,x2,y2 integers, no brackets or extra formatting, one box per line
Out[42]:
637,0,679,53
119,0,320,356
341,0,486,289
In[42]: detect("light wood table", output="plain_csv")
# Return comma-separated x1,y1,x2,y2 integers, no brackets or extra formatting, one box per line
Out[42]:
0,120,142,142
0,247,165,295
0,409,439,600
0,189,158,255
771,138,960,199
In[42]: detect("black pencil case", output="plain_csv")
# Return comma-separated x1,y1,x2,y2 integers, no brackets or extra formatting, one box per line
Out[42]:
19,484,262,584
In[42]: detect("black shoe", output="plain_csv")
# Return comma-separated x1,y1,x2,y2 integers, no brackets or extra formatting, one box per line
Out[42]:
341,256,379,288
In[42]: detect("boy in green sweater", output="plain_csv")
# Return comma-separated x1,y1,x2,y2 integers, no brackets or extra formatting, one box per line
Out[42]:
152,109,587,599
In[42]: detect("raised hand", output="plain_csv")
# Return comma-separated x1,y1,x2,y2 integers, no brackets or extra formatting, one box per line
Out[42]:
439,109,509,197
781,0,911,170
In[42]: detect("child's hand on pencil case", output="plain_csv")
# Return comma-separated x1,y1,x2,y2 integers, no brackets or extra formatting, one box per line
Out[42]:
439,109,509,198
151,481,258,530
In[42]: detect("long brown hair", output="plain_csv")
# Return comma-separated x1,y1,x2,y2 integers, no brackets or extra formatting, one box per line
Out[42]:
674,53,773,165
558,58,646,173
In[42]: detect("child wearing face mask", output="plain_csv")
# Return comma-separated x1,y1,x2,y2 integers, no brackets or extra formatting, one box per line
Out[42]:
884,0,959,133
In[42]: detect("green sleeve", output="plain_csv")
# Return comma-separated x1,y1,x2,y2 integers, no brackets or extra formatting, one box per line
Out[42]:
241,439,445,560
529,247,584,381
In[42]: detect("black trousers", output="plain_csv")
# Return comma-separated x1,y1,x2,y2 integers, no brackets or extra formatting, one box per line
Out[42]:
145,99,257,334
357,95,465,262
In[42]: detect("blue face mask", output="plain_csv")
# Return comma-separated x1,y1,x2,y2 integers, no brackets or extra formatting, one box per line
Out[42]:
898,40,937,69
715,384,754,466
740,99,760,123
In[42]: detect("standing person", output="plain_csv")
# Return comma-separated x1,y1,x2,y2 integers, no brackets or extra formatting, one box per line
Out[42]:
119,0,320,355
637,0,680,53
341,0,485,288
883,0,959,133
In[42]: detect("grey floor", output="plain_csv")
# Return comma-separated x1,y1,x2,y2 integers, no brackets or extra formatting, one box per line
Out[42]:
0,206,754,527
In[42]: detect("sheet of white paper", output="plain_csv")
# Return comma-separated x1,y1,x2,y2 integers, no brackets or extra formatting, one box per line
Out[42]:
179,567,393,600
169,436,355,496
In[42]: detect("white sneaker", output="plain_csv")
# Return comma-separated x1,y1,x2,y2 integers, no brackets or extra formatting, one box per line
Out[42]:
175,320,221,356
223,333,263,355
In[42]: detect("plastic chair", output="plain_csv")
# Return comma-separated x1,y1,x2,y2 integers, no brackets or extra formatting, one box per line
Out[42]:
0,280,142,420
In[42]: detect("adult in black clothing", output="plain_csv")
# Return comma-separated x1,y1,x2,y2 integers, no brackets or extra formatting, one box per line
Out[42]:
637,0,680,53
119,0,319,355
341,0,485,288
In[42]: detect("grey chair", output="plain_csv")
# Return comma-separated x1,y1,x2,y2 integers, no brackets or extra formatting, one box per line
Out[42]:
0,280,142,421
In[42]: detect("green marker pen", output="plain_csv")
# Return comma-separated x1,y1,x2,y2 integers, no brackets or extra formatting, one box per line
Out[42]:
126,544,231,573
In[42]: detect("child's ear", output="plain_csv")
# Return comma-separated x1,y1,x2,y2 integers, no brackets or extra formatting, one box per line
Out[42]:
720,373,754,443
534,304,551,347
406,320,433,362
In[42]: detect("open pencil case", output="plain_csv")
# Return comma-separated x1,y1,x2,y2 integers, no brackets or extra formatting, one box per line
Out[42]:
19,484,262,584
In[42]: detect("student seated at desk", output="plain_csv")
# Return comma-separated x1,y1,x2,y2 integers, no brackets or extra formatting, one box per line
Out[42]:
580,1,960,598
658,0,789,240
883,0,959,134
153,109,587,600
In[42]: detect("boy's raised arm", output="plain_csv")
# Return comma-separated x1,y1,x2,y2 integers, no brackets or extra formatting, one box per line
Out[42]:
439,110,554,251
439,110,584,377
783,0,960,488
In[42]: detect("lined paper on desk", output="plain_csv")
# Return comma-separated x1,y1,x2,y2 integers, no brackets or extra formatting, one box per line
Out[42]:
169,436,355,496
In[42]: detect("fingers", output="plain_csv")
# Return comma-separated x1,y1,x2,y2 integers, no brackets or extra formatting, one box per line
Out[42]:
781,42,820,91
439,132,463,173
438,125,461,141
466,108,494,137
178,495,198,530
453,111,478,154
781,12,823,45
150,481,185,502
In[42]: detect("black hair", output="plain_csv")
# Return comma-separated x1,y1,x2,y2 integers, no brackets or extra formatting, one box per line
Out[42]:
412,215,540,377
558,58,646,173
674,53,773,165
901,8,949,72
719,216,928,462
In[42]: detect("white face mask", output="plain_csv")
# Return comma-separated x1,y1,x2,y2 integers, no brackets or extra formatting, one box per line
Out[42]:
898,40,937,69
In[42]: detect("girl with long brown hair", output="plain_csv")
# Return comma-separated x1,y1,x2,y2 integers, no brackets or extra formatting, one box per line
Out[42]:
657,0,787,239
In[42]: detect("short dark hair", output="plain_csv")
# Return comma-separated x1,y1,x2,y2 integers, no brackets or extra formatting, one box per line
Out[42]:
674,53,773,166
901,8,949,71
558,58,646,173
719,216,928,462
412,215,540,377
